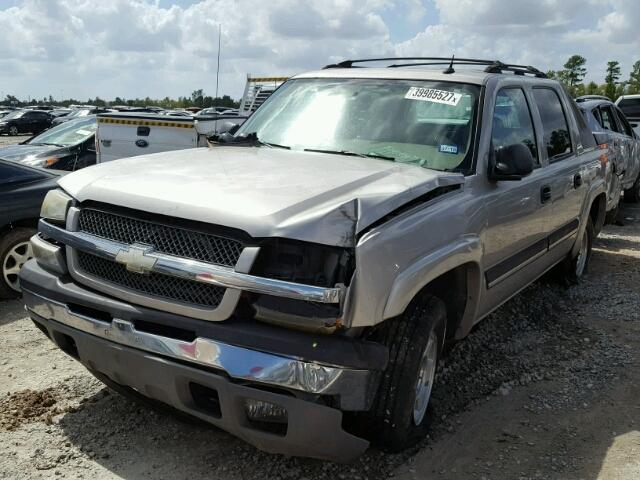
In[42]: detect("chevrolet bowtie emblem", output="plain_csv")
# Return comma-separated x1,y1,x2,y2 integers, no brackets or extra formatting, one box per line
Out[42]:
115,244,157,275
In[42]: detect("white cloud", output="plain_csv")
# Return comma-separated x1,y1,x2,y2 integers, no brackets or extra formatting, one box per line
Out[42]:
0,0,638,101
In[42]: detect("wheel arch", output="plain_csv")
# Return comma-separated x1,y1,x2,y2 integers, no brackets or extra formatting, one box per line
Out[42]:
381,236,483,343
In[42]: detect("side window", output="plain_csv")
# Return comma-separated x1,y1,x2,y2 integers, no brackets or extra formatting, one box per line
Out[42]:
0,161,44,184
492,88,538,163
599,106,618,132
532,88,572,161
614,107,634,137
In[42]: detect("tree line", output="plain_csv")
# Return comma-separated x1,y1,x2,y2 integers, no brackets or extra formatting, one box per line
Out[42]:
547,55,640,100
1,89,239,109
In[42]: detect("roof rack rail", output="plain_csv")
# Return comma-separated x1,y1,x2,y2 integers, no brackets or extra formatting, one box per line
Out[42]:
323,57,548,78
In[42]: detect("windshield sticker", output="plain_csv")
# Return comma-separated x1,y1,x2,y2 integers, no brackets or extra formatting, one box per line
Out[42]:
439,144,459,154
75,129,92,135
405,87,462,106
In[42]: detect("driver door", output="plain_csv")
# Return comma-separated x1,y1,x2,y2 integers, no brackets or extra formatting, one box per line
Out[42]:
481,87,549,313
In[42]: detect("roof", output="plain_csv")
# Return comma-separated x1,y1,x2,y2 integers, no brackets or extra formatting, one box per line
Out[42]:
293,67,550,86
577,98,615,109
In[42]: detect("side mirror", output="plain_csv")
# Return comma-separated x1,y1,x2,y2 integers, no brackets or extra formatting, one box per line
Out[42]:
489,143,534,181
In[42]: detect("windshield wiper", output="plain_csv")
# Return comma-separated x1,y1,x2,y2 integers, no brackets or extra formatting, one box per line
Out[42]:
303,148,395,161
30,142,65,147
210,132,290,149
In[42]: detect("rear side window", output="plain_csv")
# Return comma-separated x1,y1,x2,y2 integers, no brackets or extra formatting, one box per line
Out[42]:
614,107,635,137
599,106,618,132
492,88,538,163
618,98,640,118
532,88,572,161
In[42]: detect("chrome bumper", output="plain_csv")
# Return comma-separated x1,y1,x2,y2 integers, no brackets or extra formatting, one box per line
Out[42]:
23,289,371,405
38,219,342,304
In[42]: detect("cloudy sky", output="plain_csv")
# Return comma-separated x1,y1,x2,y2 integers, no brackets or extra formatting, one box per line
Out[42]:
1,0,639,102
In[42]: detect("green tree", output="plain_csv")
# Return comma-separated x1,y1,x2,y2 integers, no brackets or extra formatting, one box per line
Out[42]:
586,81,600,95
605,60,621,100
563,55,587,87
628,60,640,94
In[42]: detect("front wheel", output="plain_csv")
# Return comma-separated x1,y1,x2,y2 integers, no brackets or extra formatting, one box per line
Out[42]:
8,125,18,136
363,294,446,451
0,228,36,299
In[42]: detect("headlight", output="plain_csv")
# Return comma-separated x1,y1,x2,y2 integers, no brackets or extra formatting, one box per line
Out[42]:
40,189,72,224
43,156,62,168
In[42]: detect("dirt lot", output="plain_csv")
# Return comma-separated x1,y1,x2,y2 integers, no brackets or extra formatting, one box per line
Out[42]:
0,133,639,478
0,134,31,147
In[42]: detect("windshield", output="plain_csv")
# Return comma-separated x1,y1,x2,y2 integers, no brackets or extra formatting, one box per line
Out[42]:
27,116,96,147
2,111,25,120
236,78,480,172
67,109,90,118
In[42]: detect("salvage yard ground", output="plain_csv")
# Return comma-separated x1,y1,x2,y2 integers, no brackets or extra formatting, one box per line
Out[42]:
1,133,639,479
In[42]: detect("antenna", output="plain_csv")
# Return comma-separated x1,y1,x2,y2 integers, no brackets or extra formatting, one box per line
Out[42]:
215,24,221,102
443,54,455,74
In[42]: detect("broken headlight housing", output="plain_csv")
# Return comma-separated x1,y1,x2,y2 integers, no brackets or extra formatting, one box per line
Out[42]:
248,239,354,331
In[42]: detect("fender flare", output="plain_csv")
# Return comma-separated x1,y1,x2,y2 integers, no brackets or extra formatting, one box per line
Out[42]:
382,235,483,321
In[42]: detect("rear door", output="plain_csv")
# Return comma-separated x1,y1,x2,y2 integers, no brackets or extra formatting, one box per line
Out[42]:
612,105,640,188
530,87,584,255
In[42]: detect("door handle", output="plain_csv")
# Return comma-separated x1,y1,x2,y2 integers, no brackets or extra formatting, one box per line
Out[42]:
541,185,552,203
573,173,582,188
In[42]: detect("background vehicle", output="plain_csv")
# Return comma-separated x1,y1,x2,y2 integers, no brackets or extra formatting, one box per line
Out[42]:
0,110,11,119
579,98,640,205
0,159,61,298
616,94,640,122
238,75,288,116
22,58,606,462
95,111,246,162
51,107,110,126
0,116,97,171
0,110,52,135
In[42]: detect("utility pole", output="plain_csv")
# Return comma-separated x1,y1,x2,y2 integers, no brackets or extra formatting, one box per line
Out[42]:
215,24,221,103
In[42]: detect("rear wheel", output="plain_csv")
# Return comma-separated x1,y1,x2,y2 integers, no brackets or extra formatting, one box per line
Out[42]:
8,125,18,136
624,174,640,203
553,218,593,285
0,228,36,299
363,294,446,451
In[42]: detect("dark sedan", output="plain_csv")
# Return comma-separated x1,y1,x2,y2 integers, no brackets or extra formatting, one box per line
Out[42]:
0,159,62,298
0,110,53,135
0,116,97,171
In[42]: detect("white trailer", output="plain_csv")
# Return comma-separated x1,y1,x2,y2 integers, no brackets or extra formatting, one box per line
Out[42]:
95,112,244,163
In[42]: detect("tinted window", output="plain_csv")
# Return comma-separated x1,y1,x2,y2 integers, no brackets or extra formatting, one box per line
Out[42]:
599,106,618,132
618,98,640,118
532,88,572,160
0,161,45,185
492,88,538,163
614,107,635,137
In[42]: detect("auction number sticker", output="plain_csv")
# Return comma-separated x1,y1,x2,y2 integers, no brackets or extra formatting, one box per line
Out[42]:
405,87,462,106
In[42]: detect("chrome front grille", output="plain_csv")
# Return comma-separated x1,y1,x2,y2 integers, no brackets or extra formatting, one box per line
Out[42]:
77,251,225,308
78,208,243,267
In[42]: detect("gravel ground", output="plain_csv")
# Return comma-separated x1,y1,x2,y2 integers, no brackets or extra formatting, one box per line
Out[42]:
0,131,638,479
0,134,31,147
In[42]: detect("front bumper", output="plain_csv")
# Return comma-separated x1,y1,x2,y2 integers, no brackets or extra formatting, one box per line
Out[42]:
27,306,368,462
20,260,385,461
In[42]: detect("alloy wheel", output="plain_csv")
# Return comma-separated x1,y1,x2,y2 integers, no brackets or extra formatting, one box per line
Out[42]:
2,240,33,292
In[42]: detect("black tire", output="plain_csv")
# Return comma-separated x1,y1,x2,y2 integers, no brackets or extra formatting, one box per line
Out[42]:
363,294,446,451
623,174,640,203
553,217,594,285
0,227,36,299
604,204,619,225
8,125,18,136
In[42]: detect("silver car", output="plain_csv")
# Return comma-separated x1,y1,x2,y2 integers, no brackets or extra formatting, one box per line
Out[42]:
21,58,606,462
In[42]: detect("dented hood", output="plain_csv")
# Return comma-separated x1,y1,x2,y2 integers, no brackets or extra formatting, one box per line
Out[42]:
59,146,464,247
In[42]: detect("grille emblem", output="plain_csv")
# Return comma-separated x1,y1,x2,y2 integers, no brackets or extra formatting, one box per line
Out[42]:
115,244,157,275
